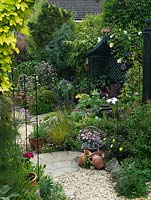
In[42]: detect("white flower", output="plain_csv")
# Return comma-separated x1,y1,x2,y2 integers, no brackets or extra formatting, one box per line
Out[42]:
106,98,112,103
117,58,122,63
106,97,119,104
110,34,114,39
138,31,142,36
123,30,127,34
97,37,101,43
111,97,119,104
109,42,114,48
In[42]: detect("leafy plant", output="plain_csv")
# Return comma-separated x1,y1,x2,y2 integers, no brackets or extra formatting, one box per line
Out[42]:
56,79,75,107
102,0,151,30
27,1,72,60
0,0,35,92
82,156,92,169
108,25,143,66
124,103,151,158
76,90,106,115
29,123,48,140
39,176,66,200
0,185,19,200
28,87,56,114
115,158,149,198
43,111,70,148
47,21,76,79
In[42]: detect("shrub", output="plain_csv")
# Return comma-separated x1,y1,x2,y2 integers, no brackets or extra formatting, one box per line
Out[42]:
39,176,66,200
56,79,75,107
115,158,149,198
28,87,56,115
47,21,76,79
125,103,151,158
102,0,151,30
27,1,72,60
75,90,106,116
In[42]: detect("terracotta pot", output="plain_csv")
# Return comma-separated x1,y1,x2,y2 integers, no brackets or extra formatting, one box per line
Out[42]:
89,152,104,170
29,138,44,153
83,63,89,71
78,150,92,167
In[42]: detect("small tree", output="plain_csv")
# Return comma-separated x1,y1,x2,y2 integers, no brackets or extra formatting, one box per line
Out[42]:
27,1,73,60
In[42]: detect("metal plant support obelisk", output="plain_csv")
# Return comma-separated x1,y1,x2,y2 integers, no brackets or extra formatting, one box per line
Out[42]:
142,19,151,103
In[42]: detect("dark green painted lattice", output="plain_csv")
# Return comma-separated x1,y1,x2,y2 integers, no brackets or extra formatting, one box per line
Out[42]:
88,55,126,84
109,57,125,83
88,55,109,83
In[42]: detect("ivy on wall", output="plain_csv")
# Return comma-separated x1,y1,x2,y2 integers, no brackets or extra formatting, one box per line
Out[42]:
0,0,35,92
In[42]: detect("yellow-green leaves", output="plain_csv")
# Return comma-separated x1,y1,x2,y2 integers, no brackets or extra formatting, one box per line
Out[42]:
0,0,35,92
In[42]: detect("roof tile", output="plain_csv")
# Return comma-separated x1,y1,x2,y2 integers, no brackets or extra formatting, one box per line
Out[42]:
48,0,103,20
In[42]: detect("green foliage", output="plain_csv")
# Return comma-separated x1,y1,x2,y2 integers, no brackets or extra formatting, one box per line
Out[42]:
82,156,92,169
0,95,19,184
76,90,106,116
0,0,35,92
0,185,19,200
67,14,104,76
56,79,75,108
108,25,143,65
27,1,72,60
29,123,48,139
102,0,151,30
115,158,149,198
39,176,67,200
125,103,151,158
120,60,142,106
43,111,70,148
47,21,76,79
28,87,56,115
14,60,58,89
13,60,38,85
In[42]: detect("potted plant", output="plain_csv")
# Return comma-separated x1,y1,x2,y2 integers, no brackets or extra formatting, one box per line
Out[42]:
26,172,37,186
29,124,48,153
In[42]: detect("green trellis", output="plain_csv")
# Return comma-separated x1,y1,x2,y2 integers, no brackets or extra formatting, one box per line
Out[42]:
86,35,126,92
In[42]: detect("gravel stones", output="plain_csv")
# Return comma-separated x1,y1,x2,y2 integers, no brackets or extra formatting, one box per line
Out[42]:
54,168,126,200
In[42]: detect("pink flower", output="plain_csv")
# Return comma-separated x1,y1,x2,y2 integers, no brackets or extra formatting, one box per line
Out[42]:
23,152,34,159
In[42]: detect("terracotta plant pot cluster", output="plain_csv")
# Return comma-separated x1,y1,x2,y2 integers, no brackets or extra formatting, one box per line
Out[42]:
78,149,105,170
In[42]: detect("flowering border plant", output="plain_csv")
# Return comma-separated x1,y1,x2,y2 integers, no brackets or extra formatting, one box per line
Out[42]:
78,126,105,151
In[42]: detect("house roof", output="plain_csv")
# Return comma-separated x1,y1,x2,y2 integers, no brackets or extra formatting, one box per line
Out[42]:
48,0,103,20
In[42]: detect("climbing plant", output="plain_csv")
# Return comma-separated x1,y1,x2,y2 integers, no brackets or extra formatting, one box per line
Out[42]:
0,0,35,92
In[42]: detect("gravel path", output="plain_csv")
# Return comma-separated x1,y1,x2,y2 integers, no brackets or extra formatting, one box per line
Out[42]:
54,168,150,200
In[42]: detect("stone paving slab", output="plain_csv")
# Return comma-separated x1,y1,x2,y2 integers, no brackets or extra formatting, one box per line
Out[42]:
32,151,81,177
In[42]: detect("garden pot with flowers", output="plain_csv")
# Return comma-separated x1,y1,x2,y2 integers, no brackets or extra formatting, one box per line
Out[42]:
29,124,48,153
77,126,106,169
